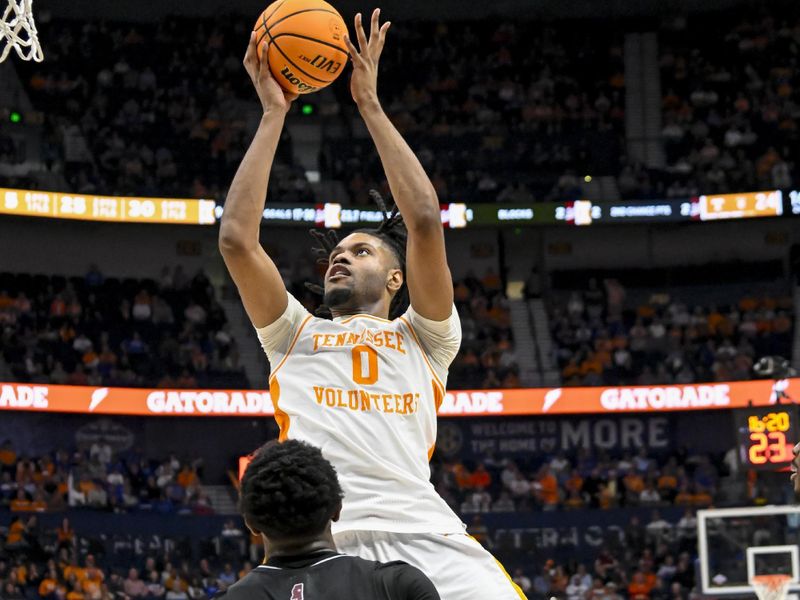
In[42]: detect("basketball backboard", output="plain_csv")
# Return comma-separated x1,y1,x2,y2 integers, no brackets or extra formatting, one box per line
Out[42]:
698,506,800,596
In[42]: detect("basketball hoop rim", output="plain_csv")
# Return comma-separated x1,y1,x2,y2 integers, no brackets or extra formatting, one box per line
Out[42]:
752,575,793,587
752,574,793,600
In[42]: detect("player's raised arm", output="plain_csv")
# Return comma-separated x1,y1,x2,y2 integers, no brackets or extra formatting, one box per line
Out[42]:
344,10,454,322
219,33,299,328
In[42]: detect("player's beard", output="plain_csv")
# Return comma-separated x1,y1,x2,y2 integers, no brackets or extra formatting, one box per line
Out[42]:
324,286,354,309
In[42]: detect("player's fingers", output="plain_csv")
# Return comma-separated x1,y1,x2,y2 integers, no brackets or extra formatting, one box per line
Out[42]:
244,31,256,65
368,8,380,45
343,35,365,66
794,441,800,457
258,41,271,75
355,12,368,54
374,21,390,57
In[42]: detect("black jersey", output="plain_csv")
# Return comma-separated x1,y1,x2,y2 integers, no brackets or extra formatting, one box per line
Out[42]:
218,550,439,600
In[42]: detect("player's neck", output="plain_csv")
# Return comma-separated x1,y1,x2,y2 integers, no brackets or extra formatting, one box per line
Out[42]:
330,299,390,320
264,533,338,559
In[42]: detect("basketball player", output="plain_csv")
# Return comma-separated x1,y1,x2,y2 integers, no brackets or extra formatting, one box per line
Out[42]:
220,439,439,600
219,9,526,600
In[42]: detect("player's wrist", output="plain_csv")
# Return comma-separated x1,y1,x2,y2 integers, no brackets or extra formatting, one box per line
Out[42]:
260,108,287,123
356,96,383,116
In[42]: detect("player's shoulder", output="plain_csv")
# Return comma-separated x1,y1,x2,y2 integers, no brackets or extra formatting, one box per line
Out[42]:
213,569,266,600
372,558,429,579
371,560,441,600
322,554,432,588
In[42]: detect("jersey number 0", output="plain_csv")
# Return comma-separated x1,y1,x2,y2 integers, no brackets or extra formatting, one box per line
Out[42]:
351,344,378,384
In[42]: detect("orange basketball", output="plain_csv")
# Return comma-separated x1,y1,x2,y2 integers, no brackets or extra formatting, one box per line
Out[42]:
254,0,349,95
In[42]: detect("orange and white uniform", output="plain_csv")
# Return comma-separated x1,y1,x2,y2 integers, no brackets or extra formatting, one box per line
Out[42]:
257,292,463,534
256,292,526,600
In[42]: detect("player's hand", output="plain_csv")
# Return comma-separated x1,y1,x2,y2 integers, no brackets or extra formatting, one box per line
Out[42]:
344,8,391,109
244,32,298,114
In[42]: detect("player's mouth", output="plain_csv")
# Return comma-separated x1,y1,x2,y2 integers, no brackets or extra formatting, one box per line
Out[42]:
328,265,352,281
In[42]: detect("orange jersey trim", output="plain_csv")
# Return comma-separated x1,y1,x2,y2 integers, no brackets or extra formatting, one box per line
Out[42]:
270,377,290,441
267,314,313,384
398,316,447,393
426,380,445,459
432,379,444,412
338,313,393,325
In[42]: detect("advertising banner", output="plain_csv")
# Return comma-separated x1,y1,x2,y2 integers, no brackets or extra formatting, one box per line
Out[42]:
0,378,792,417
0,187,216,225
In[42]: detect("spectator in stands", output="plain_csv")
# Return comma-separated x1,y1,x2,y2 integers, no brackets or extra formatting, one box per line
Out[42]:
533,561,555,599
513,568,532,596
534,465,559,510
646,510,673,545
492,491,516,512
551,281,792,387
0,268,247,389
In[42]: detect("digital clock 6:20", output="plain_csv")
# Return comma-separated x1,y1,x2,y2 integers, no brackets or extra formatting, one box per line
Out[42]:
737,408,797,468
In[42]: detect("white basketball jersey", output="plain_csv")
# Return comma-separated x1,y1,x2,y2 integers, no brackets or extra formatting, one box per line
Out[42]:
257,293,465,535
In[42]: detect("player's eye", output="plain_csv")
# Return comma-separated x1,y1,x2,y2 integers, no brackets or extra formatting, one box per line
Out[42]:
356,248,370,256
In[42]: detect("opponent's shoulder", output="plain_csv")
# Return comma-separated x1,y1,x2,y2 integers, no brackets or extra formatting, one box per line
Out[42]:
213,569,268,600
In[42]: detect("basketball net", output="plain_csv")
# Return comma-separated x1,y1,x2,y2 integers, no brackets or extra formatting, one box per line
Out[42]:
0,0,43,63
752,575,793,600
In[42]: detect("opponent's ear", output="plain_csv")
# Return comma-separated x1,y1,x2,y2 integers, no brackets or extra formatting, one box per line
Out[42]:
244,519,261,536
332,502,342,523
386,268,403,294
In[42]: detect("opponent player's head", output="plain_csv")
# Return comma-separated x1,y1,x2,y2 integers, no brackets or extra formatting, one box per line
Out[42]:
309,190,409,320
239,439,344,550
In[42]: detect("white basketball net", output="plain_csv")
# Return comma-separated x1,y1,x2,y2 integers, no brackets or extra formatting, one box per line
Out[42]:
752,575,792,600
0,0,43,62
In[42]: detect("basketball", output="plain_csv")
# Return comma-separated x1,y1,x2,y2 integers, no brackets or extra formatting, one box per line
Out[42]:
254,0,349,95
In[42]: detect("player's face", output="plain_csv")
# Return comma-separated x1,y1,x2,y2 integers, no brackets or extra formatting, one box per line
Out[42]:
324,233,402,309
793,442,800,501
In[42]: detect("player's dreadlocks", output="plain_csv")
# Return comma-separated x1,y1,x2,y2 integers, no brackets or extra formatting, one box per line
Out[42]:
306,190,409,320
239,439,343,540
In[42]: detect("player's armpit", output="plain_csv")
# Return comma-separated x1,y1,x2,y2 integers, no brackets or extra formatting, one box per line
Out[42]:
220,242,288,329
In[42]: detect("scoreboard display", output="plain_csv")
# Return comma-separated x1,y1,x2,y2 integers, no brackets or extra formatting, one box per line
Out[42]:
734,405,798,470
699,190,783,221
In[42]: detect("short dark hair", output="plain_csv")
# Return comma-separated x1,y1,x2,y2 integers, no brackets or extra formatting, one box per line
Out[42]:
239,440,343,540
307,190,409,319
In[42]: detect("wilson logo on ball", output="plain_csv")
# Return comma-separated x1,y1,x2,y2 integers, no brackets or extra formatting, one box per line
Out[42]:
279,67,318,93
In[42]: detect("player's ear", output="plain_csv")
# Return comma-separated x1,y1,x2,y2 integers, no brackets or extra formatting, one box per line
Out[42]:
244,519,261,536
331,502,342,523
386,268,403,294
